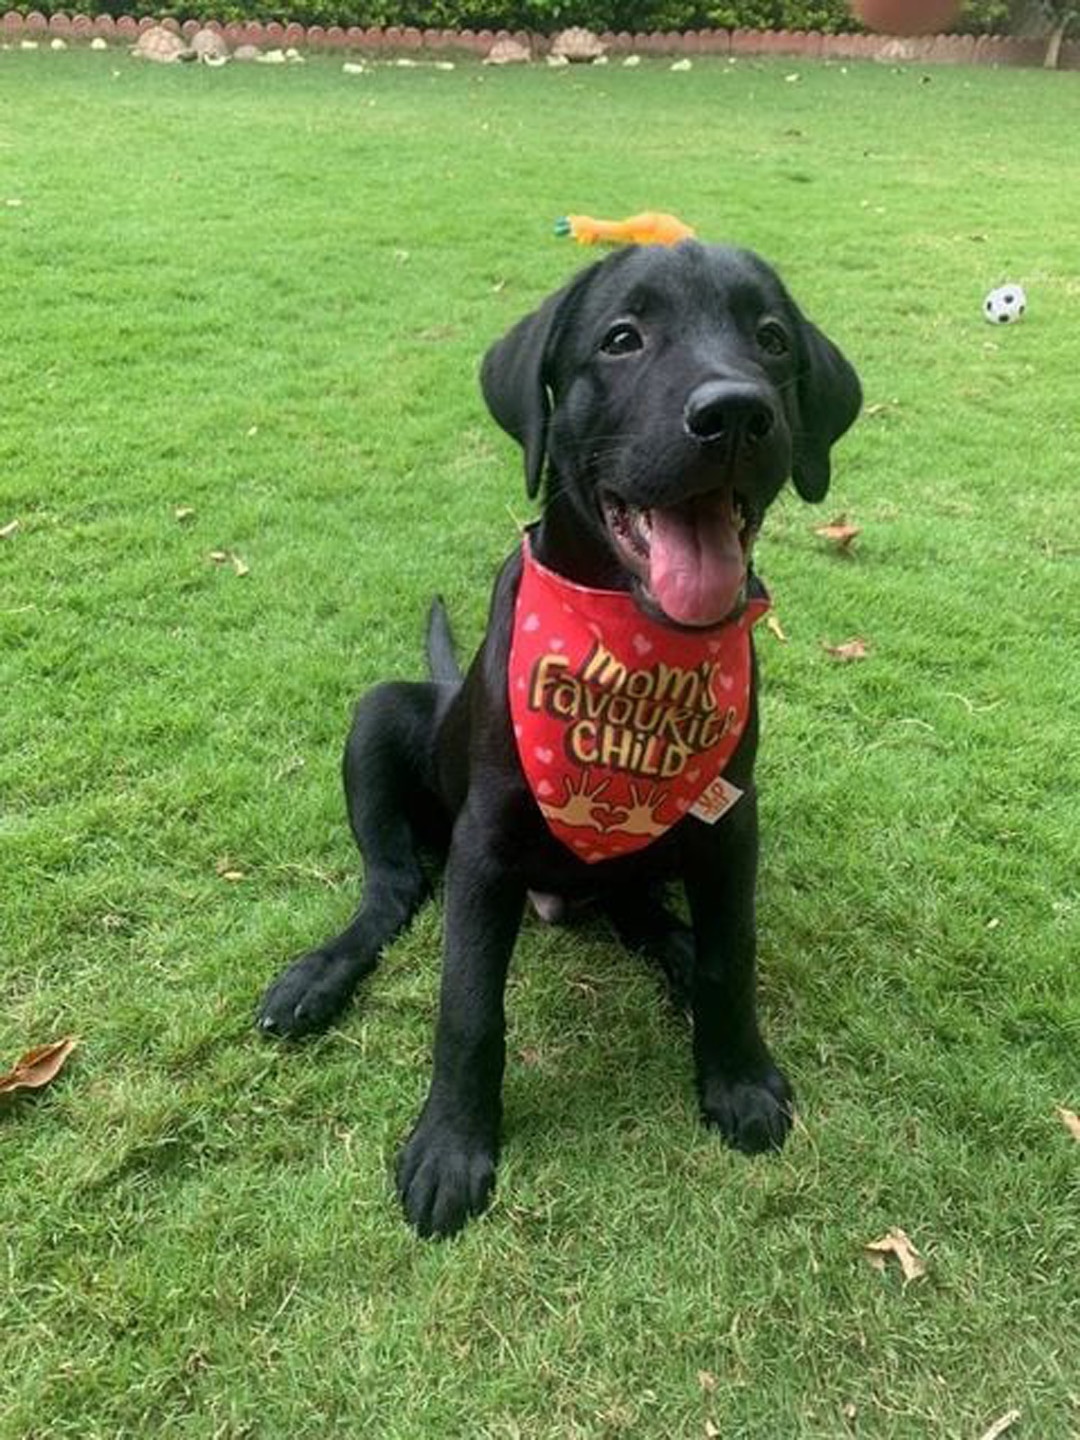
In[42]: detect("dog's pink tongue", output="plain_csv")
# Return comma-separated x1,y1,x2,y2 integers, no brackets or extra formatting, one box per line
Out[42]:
648,496,746,627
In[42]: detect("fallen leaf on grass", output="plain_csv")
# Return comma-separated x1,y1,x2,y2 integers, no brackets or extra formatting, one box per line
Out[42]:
174,506,196,523
209,549,250,578
0,519,20,540
1057,1106,1080,1143
765,613,788,643
824,638,869,663
0,1037,78,1097
814,516,861,551
863,1227,926,1281
697,1370,718,1394
977,1409,1021,1440
216,859,246,883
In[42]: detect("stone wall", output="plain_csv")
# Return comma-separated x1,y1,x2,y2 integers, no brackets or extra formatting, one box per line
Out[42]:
4,11,1077,69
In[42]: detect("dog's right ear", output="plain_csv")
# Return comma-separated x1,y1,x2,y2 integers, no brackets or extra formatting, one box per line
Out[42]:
480,266,601,499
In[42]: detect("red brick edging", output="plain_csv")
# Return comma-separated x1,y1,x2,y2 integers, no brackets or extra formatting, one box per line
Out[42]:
3,12,1075,70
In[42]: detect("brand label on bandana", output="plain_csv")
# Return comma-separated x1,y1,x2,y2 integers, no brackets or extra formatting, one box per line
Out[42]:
509,533,769,863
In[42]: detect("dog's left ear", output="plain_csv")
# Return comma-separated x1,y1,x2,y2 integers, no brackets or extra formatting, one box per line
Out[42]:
480,264,602,499
791,317,862,503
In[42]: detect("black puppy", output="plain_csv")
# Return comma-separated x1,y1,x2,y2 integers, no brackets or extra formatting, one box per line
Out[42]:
258,242,861,1238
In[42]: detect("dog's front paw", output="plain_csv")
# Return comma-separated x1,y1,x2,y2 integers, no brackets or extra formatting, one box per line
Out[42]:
699,1065,793,1154
396,1111,497,1239
256,950,353,1038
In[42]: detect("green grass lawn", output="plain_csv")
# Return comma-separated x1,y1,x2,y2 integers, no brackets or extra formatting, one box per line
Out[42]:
2,45,1078,1439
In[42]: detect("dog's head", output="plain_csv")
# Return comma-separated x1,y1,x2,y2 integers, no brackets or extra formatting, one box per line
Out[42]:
481,241,861,628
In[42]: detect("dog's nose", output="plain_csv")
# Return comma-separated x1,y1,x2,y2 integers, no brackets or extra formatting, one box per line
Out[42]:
683,381,776,447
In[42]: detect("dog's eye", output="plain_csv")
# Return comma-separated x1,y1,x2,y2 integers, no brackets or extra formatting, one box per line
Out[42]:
756,321,790,358
599,322,644,357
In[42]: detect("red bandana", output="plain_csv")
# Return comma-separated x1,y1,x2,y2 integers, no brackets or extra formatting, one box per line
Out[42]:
509,532,769,863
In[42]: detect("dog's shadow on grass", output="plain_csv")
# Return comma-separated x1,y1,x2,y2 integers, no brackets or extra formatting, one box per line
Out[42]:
496,913,698,1158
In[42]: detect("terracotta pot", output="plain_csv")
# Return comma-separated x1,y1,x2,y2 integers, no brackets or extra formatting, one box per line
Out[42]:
851,0,960,35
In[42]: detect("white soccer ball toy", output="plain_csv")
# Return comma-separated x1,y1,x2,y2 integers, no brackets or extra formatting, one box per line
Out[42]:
983,283,1026,324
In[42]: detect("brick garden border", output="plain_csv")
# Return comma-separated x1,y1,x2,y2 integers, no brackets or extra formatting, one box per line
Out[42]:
4,11,1078,71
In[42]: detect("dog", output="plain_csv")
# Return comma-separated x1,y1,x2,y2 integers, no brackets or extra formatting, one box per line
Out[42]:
257,241,861,1238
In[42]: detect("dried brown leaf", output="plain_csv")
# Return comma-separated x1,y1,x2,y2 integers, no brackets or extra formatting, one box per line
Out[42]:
1057,1106,1080,1143
0,519,20,540
697,1370,718,1394
815,517,861,550
864,1227,926,1282
0,1037,78,1096
824,637,869,663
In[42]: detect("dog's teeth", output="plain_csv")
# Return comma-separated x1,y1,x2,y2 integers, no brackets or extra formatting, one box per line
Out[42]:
603,496,653,559
628,507,651,555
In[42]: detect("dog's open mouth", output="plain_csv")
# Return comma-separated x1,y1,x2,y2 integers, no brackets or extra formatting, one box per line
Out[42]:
602,487,756,628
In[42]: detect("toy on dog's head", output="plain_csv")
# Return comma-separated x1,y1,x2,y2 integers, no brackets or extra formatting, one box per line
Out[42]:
554,211,697,247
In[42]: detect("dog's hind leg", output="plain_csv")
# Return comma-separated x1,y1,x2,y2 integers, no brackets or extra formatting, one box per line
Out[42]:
257,681,448,1039
600,887,696,1015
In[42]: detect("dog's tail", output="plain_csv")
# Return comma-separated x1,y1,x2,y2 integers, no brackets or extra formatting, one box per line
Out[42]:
426,597,462,683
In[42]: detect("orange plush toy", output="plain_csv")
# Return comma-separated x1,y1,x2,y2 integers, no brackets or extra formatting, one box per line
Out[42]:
555,211,696,246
